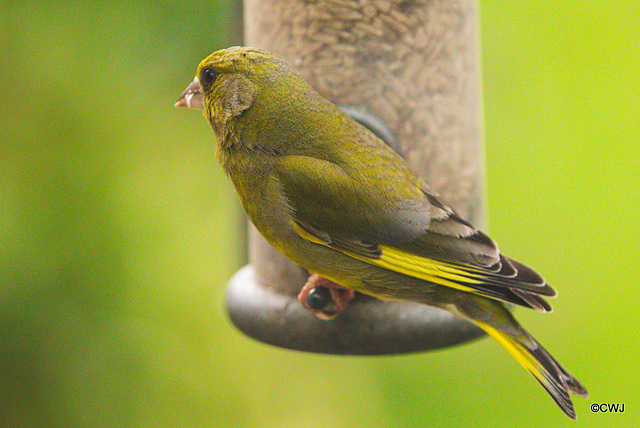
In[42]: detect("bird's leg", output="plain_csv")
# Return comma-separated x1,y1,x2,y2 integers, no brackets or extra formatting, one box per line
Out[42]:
298,273,356,320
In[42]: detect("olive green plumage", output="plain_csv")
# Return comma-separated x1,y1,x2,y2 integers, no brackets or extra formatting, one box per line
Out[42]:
177,46,587,418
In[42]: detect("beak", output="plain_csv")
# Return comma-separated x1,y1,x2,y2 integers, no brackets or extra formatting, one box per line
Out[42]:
175,77,204,110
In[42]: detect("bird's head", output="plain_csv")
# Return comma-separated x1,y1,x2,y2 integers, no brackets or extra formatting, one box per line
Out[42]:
176,46,361,165
176,47,298,138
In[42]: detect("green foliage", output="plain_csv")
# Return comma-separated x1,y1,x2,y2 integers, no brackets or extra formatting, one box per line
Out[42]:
1,1,638,427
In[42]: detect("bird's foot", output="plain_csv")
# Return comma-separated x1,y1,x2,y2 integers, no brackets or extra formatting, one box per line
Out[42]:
298,274,355,320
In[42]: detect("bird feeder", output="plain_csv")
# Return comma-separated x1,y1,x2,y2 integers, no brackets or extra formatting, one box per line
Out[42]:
226,0,486,354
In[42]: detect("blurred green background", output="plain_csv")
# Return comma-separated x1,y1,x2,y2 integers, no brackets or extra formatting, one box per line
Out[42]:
1,1,638,427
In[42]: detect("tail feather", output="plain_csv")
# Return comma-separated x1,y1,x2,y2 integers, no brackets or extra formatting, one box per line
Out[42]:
475,319,588,419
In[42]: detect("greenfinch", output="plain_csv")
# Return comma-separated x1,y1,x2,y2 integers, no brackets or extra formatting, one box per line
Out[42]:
176,47,587,418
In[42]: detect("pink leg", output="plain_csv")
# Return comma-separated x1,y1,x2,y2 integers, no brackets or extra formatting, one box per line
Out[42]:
298,273,356,320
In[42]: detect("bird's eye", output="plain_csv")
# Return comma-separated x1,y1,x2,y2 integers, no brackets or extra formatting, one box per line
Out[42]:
201,67,218,85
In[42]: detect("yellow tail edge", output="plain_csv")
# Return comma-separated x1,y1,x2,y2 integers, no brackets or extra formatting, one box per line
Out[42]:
475,320,587,419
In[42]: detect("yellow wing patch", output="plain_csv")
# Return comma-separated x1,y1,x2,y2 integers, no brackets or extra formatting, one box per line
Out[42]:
292,222,328,245
292,223,489,296
355,245,481,293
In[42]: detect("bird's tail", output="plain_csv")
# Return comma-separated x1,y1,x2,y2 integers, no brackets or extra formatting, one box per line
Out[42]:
453,299,588,419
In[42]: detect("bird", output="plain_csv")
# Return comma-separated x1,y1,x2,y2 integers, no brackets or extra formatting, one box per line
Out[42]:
176,46,588,418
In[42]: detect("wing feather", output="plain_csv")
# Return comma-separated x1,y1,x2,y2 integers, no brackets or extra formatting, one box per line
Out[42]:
278,155,555,312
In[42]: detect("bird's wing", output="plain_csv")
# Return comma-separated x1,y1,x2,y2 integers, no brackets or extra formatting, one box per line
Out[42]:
274,155,556,312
